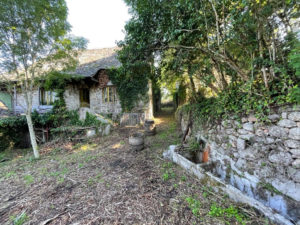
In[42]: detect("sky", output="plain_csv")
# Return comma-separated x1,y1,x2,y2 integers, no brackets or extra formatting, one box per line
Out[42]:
66,0,131,49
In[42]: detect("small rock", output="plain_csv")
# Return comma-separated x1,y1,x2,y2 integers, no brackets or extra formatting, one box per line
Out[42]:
248,115,258,122
292,159,300,168
284,140,300,149
103,124,111,136
289,128,300,140
255,129,264,136
281,112,288,119
288,112,300,122
239,134,255,141
268,114,280,122
297,122,300,127
269,126,288,138
243,122,254,132
86,129,96,138
265,137,275,144
237,138,246,150
235,158,246,169
292,170,300,183
239,147,256,159
238,129,249,135
277,119,297,128
290,149,300,158
241,117,248,123
253,136,265,143
268,151,292,166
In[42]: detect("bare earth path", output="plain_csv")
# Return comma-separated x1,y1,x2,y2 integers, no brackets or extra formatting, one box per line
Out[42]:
0,111,271,224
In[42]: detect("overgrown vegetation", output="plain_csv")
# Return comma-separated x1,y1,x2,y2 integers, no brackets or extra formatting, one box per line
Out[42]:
117,0,299,120
0,109,102,152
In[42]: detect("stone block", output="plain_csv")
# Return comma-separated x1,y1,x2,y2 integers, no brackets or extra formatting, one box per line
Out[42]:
284,140,300,149
268,151,292,166
255,129,264,136
278,119,297,128
271,178,300,201
290,149,300,158
237,138,246,150
248,115,258,122
243,122,254,132
239,134,255,141
289,128,300,140
239,147,257,160
292,159,300,168
265,137,275,144
238,129,249,135
292,170,300,183
268,114,280,122
288,112,300,122
281,112,288,119
86,129,96,138
269,126,288,138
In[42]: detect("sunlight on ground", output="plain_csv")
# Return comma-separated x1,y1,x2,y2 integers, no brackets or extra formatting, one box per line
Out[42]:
74,143,97,153
154,117,164,125
112,143,121,149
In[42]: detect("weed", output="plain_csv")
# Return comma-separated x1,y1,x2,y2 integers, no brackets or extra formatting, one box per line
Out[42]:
78,163,84,168
57,176,65,184
5,171,16,178
173,183,178,188
88,178,95,186
24,175,34,185
120,140,125,145
162,172,170,181
209,203,246,225
181,175,187,182
10,211,28,225
185,196,201,217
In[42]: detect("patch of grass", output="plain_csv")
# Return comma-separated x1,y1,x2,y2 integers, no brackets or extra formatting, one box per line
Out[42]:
10,211,28,225
24,174,34,185
209,203,246,225
87,172,104,186
185,196,201,217
180,175,187,182
5,171,16,178
120,140,125,145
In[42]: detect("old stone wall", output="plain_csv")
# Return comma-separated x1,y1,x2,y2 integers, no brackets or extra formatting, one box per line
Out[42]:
14,89,53,114
64,85,80,111
90,86,122,115
178,105,300,223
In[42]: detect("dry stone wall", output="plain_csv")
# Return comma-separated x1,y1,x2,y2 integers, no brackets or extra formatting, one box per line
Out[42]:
178,105,300,223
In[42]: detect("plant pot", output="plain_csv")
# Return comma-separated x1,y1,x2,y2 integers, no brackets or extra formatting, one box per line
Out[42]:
129,132,144,146
202,151,209,163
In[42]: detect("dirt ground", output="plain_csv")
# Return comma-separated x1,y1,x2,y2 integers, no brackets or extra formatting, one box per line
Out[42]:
0,111,273,225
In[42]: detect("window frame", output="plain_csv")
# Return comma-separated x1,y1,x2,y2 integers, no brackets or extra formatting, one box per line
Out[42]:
39,88,55,106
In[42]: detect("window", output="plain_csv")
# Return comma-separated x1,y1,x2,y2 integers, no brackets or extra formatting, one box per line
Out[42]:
102,87,116,103
80,88,90,107
39,88,55,105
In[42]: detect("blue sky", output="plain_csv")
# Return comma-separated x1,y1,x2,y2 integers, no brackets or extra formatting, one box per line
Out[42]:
66,0,131,49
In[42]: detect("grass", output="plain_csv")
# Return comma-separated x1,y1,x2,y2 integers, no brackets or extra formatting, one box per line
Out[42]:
24,174,34,185
209,203,247,225
10,211,28,225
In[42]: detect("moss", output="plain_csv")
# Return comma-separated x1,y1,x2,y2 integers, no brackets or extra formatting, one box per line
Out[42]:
259,182,282,195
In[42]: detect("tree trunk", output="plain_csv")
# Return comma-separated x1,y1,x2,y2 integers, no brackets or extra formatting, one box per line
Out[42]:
26,113,39,159
188,67,197,102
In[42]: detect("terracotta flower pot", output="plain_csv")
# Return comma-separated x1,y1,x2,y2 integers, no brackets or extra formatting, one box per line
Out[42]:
202,146,210,163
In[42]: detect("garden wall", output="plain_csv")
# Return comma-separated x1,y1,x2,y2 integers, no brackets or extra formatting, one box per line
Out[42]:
177,105,300,223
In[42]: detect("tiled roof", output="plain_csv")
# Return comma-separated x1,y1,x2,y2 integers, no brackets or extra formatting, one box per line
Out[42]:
72,47,121,77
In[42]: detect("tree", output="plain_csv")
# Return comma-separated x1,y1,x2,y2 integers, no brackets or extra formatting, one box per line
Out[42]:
120,0,299,106
0,0,87,158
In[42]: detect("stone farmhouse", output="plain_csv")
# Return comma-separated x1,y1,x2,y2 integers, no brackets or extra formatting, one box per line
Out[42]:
0,47,153,124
